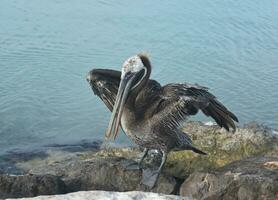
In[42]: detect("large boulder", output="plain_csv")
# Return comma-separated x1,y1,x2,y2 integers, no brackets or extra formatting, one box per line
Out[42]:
0,174,66,199
180,156,278,200
0,147,177,198
7,191,193,200
166,122,278,178
28,153,176,194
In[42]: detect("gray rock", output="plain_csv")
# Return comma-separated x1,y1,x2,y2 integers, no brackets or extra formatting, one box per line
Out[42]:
8,190,193,200
0,174,66,199
180,156,278,200
0,147,176,198
165,121,278,178
29,155,176,194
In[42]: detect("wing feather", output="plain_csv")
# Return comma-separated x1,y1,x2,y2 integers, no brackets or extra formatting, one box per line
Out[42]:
88,69,121,111
154,83,238,131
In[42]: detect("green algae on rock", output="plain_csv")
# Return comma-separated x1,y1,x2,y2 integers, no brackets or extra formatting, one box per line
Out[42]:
165,121,278,178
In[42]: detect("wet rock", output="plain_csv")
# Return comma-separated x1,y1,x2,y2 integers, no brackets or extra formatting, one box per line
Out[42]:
0,174,66,199
0,139,102,175
8,190,193,200
166,121,278,178
28,154,176,194
180,156,278,200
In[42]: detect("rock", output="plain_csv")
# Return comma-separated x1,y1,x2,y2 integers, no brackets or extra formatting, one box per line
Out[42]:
0,139,102,175
28,154,176,194
2,149,174,197
1,122,277,198
0,174,67,199
180,156,278,200
8,190,193,200
165,121,278,178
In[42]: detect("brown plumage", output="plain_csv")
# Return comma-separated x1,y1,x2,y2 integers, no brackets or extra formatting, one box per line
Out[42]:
86,54,238,188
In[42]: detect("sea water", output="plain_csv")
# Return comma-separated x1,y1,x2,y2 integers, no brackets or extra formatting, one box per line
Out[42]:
0,0,277,155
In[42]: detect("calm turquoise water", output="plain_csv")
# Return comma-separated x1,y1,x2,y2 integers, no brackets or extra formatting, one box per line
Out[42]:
0,0,278,154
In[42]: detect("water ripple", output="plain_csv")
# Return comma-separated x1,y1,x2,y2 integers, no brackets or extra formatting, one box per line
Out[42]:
0,0,277,154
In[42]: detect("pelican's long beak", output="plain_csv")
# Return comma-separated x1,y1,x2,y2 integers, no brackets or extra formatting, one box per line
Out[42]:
105,72,136,140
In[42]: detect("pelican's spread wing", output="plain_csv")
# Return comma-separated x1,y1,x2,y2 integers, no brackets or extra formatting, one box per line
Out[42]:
154,83,238,131
88,69,121,111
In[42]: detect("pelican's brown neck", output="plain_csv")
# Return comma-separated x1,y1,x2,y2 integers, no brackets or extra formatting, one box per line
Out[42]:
127,54,152,107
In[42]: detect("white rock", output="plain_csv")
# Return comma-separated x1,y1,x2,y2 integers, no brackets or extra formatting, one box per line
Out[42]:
204,121,216,126
272,130,278,135
7,190,194,200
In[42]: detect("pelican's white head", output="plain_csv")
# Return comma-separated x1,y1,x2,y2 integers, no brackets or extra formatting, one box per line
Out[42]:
121,55,145,79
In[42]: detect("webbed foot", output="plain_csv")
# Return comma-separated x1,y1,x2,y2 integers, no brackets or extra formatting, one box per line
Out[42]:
121,159,140,170
141,168,160,189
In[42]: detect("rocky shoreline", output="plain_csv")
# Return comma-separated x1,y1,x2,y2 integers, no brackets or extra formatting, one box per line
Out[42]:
1,122,278,199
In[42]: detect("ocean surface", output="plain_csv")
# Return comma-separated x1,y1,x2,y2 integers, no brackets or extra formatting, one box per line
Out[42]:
0,0,278,155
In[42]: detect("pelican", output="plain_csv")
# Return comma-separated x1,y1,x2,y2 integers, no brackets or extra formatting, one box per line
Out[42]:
86,54,238,187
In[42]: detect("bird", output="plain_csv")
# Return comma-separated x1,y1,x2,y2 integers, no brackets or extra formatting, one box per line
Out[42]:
86,53,238,187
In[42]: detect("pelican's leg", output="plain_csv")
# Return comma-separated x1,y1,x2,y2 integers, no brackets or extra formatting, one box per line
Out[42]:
141,150,167,189
157,150,167,174
122,148,149,171
138,148,149,169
